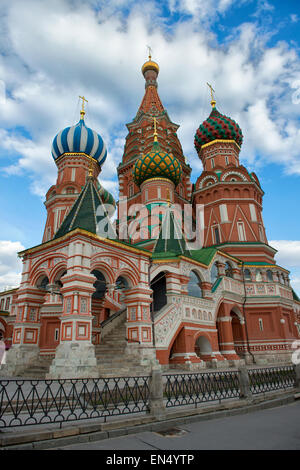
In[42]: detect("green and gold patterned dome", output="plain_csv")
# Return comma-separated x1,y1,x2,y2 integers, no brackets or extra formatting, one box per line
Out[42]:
133,140,182,187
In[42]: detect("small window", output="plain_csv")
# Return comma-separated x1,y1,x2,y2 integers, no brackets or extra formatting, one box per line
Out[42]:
244,269,251,281
211,158,215,169
266,270,273,281
129,184,134,197
225,156,229,165
259,318,264,331
54,328,59,342
213,226,220,245
259,225,265,242
237,221,246,241
28,308,36,322
5,298,10,311
256,270,263,282
225,262,233,278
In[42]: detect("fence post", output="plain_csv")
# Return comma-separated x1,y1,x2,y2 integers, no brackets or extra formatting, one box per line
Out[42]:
295,364,300,391
149,366,166,420
238,365,253,400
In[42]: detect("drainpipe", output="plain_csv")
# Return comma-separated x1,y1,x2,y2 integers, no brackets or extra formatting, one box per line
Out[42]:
241,261,256,365
148,258,156,347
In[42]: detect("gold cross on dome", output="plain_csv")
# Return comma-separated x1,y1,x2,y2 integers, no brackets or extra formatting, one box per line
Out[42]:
207,83,216,108
79,95,88,118
146,45,152,60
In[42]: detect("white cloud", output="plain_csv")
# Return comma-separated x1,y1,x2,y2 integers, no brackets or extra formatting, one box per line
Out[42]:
0,240,24,292
270,240,300,268
270,240,300,296
0,0,299,196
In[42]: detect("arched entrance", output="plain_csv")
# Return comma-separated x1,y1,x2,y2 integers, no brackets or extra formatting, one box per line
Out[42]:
231,307,244,359
115,276,129,305
216,302,242,363
91,270,108,344
151,272,167,312
195,335,213,362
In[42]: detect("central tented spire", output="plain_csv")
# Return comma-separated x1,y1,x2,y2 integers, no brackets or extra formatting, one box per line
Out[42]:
137,53,164,116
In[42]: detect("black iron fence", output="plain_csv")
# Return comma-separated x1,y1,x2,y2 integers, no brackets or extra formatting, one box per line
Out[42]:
249,365,296,395
0,376,150,428
0,365,298,429
164,370,240,408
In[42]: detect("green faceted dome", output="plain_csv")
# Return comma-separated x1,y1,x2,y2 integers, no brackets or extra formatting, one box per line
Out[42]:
133,140,182,187
194,107,243,153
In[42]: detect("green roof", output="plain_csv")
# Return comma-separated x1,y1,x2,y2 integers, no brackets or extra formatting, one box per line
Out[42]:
292,289,300,302
188,247,217,266
153,206,189,257
54,178,115,239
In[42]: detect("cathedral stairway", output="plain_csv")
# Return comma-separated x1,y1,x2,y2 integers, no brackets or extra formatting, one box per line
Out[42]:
16,357,53,379
95,310,149,377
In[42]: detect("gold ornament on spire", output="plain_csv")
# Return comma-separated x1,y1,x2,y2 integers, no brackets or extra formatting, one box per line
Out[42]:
207,83,216,108
153,117,158,142
88,155,93,178
142,46,159,75
147,45,152,60
79,95,88,119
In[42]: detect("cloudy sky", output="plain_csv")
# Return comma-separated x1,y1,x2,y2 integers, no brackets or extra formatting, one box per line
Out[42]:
0,0,299,294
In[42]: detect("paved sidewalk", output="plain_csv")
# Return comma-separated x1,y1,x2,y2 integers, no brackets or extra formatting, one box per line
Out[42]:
54,401,300,450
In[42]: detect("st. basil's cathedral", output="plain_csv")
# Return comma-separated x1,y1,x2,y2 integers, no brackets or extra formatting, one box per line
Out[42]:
0,54,300,379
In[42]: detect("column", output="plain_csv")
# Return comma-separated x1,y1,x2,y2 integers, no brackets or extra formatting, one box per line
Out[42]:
217,305,240,361
2,287,45,376
124,285,158,367
47,240,99,379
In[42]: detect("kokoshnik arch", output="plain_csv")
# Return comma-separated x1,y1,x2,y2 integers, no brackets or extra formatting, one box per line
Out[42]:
1,54,300,378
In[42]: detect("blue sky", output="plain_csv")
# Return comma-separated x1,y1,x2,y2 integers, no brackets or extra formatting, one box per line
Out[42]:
0,0,299,293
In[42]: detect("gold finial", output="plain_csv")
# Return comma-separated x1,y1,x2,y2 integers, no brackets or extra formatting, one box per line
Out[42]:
88,156,93,178
79,95,88,119
147,45,152,60
207,83,216,108
153,117,158,142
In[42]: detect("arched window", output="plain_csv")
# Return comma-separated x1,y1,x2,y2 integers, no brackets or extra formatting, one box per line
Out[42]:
115,276,129,291
256,270,263,282
66,187,75,194
151,272,167,312
187,271,202,298
244,269,251,281
38,276,49,290
225,262,233,278
211,262,219,285
266,270,273,281
91,270,107,299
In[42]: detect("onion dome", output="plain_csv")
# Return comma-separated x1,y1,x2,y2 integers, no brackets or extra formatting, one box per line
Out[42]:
51,102,107,166
194,107,243,153
133,139,182,187
142,57,159,75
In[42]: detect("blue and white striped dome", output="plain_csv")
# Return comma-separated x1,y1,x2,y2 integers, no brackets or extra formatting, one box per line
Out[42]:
51,118,107,166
